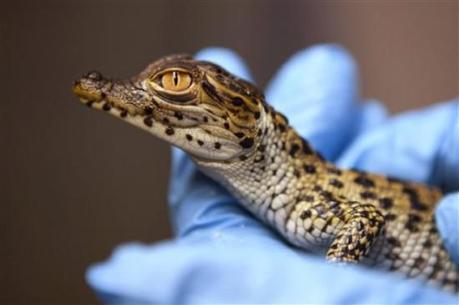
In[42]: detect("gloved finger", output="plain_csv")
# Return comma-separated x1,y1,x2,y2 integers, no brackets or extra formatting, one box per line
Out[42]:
86,236,457,304
431,101,459,192
168,48,258,236
264,44,388,161
338,100,459,190
435,192,459,265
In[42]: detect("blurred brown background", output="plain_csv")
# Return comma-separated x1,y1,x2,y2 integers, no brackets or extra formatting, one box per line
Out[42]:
1,0,457,304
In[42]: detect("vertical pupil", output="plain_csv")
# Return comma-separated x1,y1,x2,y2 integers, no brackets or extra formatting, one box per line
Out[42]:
172,71,179,86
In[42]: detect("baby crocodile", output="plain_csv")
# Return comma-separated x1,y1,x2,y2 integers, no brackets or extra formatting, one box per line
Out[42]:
73,54,458,293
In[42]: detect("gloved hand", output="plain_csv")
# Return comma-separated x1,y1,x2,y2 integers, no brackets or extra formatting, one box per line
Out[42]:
87,45,459,304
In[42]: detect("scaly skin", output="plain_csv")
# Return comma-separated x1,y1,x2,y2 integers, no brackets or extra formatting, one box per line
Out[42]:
73,54,458,293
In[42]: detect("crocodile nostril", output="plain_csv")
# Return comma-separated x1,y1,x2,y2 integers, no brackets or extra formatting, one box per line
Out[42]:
84,70,103,81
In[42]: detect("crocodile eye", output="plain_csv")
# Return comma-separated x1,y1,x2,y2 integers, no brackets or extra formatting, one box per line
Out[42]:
160,71,192,91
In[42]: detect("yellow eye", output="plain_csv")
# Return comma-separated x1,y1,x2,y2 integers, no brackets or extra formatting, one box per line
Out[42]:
160,71,192,91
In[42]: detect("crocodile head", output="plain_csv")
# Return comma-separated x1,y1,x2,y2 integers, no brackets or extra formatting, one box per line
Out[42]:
73,54,268,161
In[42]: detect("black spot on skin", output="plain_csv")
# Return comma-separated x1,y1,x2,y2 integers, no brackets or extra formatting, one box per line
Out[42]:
385,213,396,221
203,116,208,123
378,197,394,209
304,195,314,202
239,155,247,161
224,122,230,129
120,110,128,118
289,144,300,157
402,186,429,211
329,178,343,188
328,200,340,209
162,117,170,124
402,186,417,197
414,257,426,268
257,129,262,136
300,210,312,219
278,124,286,132
247,95,259,105
405,218,419,232
303,164,316,174
360,210,370,218
411,200,428,211
327,167,342,175
214,142,221,149
408,213,422,223
344,235,353,245
254,111,260,119
234,132,245,138
293,169,300,177
424,239,433,248
360,191,376,199
300,138,314,155
100,92,106,99
262,103,270,114
186,134,193,141
320,191,335,201
272,169,277,176
385,252,400,261
197,140,204,146
232,97,244,106
313,185,322,192
174,111,183,120
356,242,367,253
165,127,174,135
144,106,153,115
102,103,111,111
429,261,443,279
86,101,94,108
143,116,153,127
386,236,401,247
257,145,266,152
354,176,375,188
239,137,254,149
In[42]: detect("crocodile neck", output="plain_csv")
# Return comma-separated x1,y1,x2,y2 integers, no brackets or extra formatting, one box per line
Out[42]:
195,106,327,233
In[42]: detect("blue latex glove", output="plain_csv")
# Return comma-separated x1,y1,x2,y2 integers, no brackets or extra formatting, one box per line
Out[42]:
87,45,459,304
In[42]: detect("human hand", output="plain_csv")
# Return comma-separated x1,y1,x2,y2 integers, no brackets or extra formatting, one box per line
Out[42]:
86,45,459,304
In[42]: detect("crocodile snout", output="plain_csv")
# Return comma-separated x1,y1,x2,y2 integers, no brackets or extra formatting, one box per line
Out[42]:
72,71,108,103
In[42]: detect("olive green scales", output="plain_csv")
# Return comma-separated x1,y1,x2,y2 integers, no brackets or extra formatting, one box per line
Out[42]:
73,54,458,293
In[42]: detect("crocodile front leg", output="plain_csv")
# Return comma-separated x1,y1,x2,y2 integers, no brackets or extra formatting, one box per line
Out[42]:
285,192,385,263
326,202,385,263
